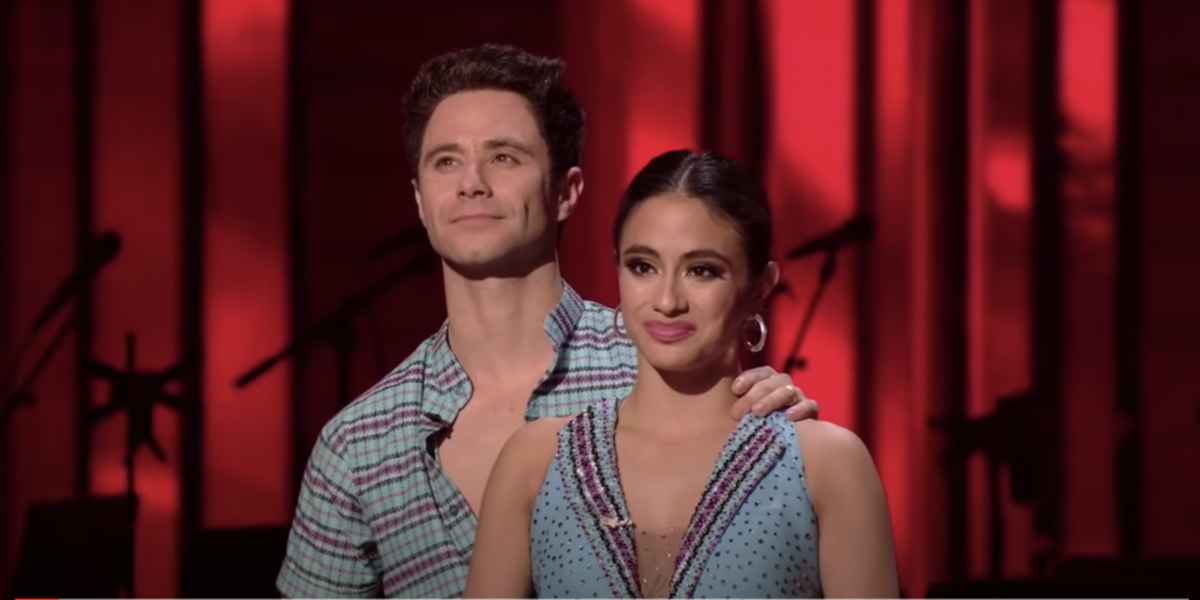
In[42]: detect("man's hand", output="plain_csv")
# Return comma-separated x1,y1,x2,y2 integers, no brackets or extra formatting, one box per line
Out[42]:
730,366,819,421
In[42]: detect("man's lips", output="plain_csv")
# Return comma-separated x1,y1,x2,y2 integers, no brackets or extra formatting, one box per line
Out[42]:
451,214,503,225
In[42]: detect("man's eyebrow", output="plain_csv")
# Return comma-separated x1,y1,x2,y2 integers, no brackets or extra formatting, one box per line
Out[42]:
422,142,461,164
422,139,536,164
483,137,536,155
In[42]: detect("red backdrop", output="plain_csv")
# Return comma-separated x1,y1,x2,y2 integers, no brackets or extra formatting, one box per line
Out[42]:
3,0,1199,597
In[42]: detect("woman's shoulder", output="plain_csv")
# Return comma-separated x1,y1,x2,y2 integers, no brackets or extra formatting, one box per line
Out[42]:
504,397,619,463
506,415,573,457
791,419,869,456
490,416,575,504
758,412,866,456
789,419,880,512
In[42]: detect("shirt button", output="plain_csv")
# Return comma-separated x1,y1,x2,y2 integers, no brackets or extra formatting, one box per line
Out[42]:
448,504,461,516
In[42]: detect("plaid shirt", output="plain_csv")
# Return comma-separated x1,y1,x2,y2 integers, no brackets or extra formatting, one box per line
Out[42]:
276,283,637,598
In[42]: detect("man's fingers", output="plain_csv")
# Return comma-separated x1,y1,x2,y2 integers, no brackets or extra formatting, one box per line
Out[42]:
785,395,820,422
749,383,803,417
732,366,773,394
732,377,809,418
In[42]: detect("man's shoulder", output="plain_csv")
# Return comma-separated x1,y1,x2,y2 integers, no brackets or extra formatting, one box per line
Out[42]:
317,336,439,455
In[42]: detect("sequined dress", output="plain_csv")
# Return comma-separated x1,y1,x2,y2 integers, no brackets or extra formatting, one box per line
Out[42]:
529,397,823,598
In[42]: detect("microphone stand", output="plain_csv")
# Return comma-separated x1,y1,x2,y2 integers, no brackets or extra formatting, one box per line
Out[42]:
929,390,1040,581
1,233,122,426
235,250,439,409
0,309,80,430
780,248,838,373
0,328,41,402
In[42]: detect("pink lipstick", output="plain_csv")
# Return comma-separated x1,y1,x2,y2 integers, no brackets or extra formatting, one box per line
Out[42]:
644,321,696,343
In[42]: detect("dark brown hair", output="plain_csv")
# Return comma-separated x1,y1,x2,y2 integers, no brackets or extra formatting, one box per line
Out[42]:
613,150,773,276
403,44,586,181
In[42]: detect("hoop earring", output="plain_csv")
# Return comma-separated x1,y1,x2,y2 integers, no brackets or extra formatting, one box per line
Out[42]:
744,314,767,353
612,307,627,338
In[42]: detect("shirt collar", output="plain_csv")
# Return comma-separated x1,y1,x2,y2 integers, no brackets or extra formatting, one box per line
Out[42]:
421,281,588,425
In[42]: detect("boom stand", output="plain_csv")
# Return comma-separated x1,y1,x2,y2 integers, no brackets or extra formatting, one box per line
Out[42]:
780,248,839,373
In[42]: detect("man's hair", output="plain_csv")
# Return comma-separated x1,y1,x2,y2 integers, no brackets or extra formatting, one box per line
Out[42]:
403,44,586,181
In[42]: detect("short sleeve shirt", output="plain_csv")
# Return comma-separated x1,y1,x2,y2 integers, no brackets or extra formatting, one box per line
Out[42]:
276,282,637,598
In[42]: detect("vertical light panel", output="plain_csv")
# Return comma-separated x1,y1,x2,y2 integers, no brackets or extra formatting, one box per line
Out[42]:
90,0,182,596
624,0,702,180
560,0,698,307
906,0,967,589
762,0,858,428
5,0,79,578
1137,0,1200,555
559,0,630,307
1059,0,1118,558
202,0,291,528
869,0,922,591
967,0,1040,578
964,0,991,576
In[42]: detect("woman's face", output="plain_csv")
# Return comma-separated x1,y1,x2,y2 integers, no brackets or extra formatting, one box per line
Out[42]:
616,192,777,373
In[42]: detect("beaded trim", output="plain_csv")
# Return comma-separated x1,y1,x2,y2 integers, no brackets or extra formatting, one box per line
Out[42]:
668,416,786,597
558,400,641,598
558,398,786,599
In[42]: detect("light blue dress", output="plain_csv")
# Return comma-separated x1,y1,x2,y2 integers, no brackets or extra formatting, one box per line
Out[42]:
529,397,823,598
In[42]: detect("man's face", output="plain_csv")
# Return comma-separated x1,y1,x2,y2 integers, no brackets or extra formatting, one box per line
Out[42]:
413,89,579,275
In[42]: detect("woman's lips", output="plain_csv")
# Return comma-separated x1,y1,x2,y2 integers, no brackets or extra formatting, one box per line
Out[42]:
643,321,697,343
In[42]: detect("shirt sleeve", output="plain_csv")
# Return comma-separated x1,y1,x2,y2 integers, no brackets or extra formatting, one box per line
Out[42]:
277,431,381,598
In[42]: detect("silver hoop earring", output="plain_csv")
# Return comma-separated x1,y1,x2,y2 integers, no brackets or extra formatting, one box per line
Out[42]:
612,307,627,338
744,314,767,353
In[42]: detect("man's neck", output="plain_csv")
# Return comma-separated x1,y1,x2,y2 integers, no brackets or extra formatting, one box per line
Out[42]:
443,259,564,386
622,354,743,437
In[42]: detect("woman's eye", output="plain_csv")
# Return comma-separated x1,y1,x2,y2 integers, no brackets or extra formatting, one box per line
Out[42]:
627,261,654,275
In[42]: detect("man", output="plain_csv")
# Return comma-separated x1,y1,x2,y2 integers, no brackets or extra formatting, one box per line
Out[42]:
277,44,819,598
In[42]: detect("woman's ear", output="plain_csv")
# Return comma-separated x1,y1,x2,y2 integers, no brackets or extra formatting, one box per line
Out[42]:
756,261,781,309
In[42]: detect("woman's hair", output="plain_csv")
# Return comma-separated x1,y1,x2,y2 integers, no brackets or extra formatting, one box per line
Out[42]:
612,149,773,276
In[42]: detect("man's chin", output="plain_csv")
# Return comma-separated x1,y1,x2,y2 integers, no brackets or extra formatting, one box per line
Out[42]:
442,253,540,281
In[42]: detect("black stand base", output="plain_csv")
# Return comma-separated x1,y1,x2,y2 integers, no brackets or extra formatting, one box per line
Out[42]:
182,525,291,599
10,494,138,599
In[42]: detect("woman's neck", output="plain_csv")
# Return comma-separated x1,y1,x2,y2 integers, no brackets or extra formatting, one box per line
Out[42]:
621,355,742,437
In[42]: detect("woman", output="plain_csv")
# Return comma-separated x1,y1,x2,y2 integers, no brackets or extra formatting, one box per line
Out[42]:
464,150,899,598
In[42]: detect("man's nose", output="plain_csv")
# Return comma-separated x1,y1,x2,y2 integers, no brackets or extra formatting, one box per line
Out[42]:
457,160,491,197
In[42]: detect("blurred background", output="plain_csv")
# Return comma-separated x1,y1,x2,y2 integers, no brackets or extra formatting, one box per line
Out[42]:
1,0,1198,597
